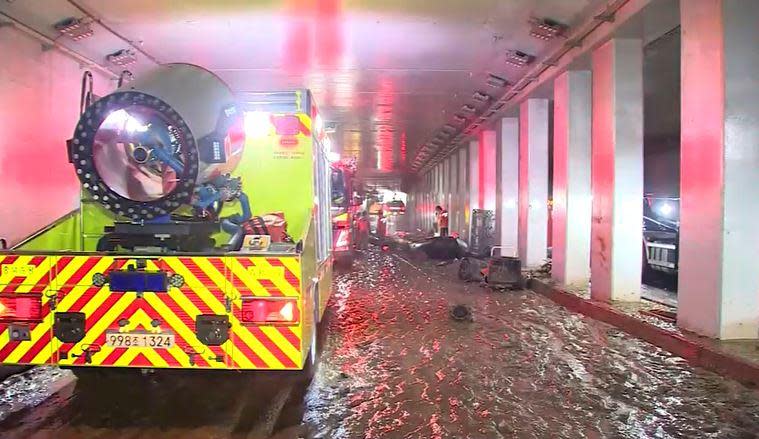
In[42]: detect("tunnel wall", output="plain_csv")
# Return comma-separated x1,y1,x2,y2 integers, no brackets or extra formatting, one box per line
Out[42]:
643,27,681,197
0,26,113,246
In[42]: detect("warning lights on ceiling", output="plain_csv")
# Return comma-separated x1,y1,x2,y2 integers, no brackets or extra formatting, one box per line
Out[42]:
486,74,508,88
54,17,93,41
107,49,137,66
529,18,566,41
505,50,534,67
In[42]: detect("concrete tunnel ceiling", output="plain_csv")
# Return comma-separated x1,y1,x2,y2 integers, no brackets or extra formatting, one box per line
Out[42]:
0,0,607,180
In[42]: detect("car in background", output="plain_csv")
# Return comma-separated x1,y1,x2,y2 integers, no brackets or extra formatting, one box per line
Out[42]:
643,196,679,276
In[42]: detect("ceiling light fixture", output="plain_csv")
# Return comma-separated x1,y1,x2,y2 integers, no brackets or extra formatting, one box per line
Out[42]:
54,17,93,41
472,92,491,103
486,74,508,88
107,49,137,66
461,104,476,113
529,18,566,41
505,50,534,67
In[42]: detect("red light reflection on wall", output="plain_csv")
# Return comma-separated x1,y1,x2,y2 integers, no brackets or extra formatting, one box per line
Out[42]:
282,0,345,82
400,130,407,165
478,130,497,211
374,78,395,171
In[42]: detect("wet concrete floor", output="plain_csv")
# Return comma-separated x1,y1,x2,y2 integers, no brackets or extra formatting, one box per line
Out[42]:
2,249,759,438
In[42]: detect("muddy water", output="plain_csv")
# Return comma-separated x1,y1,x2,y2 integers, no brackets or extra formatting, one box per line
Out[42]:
1,250,758,438
304,251,759,438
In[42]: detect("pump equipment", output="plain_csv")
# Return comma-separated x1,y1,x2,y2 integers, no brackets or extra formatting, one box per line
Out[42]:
67,63,247,251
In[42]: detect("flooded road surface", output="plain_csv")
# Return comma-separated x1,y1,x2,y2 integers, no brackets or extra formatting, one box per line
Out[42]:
2,249,759,438
304,251,759,438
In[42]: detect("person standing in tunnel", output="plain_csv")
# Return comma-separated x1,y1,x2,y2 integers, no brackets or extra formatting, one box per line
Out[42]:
435,205,449,237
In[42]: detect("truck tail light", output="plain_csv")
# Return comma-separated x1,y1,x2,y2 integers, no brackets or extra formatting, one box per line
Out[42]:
241,299,299,325
0,294,43,322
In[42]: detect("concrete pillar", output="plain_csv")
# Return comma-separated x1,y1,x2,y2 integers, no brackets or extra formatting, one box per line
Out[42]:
440,161,445,209
425,171,432,232
679,0,759,339
552,71,592,286
479,130,497,211
518,99,549,267
496,118,519,257
458,147,468,239
468,140,480,211
449,151,459,234
590,38,643,302
468,140,480,241
445,156,453,212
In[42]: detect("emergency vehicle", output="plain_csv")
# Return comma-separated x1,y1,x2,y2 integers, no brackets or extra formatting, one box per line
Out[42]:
0,65,332,374
330,159,363,266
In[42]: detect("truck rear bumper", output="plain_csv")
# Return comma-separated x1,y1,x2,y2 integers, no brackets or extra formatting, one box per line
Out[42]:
0,254,313,371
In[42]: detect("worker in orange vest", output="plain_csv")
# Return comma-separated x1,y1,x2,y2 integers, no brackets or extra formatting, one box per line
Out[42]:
435,205,449,237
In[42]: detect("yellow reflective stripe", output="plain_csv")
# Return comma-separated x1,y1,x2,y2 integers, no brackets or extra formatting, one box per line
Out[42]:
13,257,52,293
115,344,169,368
50,255,87,291
163,259,226,314
226,257,270,296
0,255,31,284
260,326,300,365
5,312,54,363
280,257,302,281
55,258,114,310
253,258,298,297
88,306,152,365
142,292,227,369
163,258,251,367
231,323,282,368
70,292,133,361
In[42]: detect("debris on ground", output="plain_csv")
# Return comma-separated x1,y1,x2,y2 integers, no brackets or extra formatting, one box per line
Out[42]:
449,304,473,321
409,236,467,260
0,367,74,423
458,257,486,282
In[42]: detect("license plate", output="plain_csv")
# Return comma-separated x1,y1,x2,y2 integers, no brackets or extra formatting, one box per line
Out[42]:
105,332,175,349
